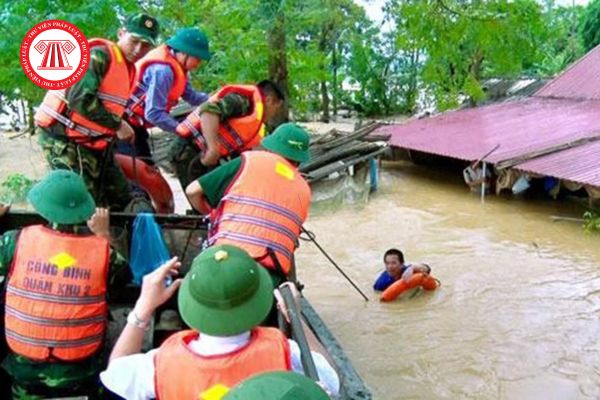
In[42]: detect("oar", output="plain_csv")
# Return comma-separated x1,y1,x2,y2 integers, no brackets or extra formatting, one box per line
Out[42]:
279,284,319,381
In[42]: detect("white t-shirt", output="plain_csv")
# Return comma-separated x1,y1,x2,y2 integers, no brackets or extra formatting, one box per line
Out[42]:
100,330,340,399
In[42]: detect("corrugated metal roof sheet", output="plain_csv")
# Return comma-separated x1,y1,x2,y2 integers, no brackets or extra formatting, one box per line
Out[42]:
377,97,600,166
515,140,600,187
536,44,600,100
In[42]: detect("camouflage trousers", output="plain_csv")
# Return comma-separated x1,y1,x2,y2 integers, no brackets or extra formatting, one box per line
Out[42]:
168,136,212,190
37,129,132,211
1,353,103,400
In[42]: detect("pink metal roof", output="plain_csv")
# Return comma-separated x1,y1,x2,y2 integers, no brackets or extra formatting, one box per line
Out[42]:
515,140,600,187
377,97,600,165
536,45,600,100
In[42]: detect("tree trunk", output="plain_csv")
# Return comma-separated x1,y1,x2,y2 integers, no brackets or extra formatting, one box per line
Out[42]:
267,4,289,124
468,50,484,107
320,81,330,122
406,48,420,113
332,40,338,118
319,26,330,123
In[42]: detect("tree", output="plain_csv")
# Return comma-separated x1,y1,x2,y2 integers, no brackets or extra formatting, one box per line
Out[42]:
386,0,548,110
534,2,584,76
580,0,600,52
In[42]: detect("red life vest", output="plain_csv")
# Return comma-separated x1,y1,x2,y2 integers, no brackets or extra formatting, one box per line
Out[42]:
175,84,266,156
34,38,133,151
126,45,188,127
154,327,291,400
5,225,109,361
208,151,311,276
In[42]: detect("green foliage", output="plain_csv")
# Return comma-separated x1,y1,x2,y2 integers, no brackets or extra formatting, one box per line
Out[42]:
0,0,595,120
580,0,600,52
0,173,37,204
583,211,600,234
533,3,584,76
387,0,549,110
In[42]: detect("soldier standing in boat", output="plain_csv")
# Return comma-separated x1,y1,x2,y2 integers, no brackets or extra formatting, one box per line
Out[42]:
120,27,212,165
0,170,130,399
35,14,160,211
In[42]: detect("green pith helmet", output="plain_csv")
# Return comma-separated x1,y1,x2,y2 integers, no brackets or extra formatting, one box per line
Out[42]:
166,27,211,60
125,13,160,45
261,123,310,163
223,371,330,400
178,245,273,336
27,170,95,225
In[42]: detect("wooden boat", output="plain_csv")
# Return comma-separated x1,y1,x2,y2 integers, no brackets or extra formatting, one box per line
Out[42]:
0,210,371,399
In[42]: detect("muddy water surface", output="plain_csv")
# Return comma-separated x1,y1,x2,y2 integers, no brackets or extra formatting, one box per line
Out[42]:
295,161,600,400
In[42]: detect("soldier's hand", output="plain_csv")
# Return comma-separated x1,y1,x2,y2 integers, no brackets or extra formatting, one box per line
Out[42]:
201,148,220,167
116,120,135,141
134,257,183,321
87,207,110,239
0,203,10,218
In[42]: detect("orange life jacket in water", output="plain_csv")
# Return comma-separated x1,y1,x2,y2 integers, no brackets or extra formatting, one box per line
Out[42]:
5,225,109,361
125,45,188,127
208,151,311,276
175,84,266,156
34,38,133,151
154,327,291,400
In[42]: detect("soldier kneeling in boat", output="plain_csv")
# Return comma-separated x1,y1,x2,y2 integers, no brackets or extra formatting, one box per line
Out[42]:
0,170,130,399
100,245,339,400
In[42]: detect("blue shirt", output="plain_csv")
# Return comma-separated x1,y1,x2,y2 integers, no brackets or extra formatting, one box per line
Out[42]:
142,64,209,133
373,265,409,291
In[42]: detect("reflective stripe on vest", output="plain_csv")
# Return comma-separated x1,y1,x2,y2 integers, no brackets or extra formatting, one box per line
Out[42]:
154,328,291,400
210,151,311,275
213,213,298,244
219,194,304,228
128,45,187,127
175,84,265,155
5,304,105,326
6,285,105,305
34,38,133,151
5,225,109,361
5,329,105,348
208,231,294,264
37,103,109,139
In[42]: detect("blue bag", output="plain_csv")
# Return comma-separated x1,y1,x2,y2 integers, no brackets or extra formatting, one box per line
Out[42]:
130,213,171,286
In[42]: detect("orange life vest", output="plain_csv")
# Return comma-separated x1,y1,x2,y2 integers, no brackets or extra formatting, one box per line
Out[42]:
5,225,109,361
175,84,266,156
154,327,291,400
34,38,133,151
125,45,188,127
208,151,311,276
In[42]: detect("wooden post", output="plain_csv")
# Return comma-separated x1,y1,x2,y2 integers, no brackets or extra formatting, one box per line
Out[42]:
480,162,487,203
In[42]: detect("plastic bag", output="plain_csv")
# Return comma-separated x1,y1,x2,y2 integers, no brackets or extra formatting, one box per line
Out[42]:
130,213,171,286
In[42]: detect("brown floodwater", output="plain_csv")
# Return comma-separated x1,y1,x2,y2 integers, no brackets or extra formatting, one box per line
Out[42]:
295,161,600,400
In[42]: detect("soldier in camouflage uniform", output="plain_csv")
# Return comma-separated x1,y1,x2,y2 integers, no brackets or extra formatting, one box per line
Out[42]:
0,172,130,400
170,79,286,189
36,14,160,211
